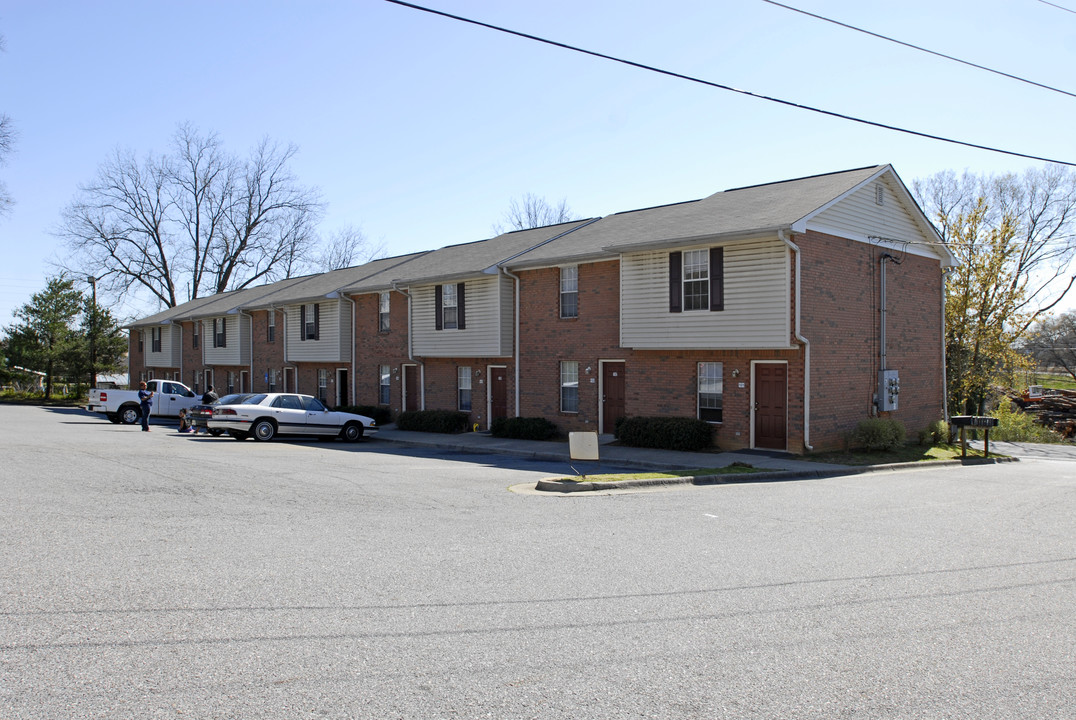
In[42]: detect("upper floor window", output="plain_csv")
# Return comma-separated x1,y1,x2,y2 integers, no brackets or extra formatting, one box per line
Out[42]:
151,327,162,353
379,292,391,332
698,362,723,423
138,331,144,353
213,318,227,348
669,247,724,313
560,265,578,319
300,303,319,341
436,283,466,331
192,323,200,348
560,361,579,413
267,310,276,342
458,366,472,412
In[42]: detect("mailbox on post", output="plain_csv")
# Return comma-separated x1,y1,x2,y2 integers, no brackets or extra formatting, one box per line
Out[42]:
950,415,1000,458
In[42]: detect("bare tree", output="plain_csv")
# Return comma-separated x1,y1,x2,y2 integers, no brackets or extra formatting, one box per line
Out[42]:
1024,312,1076,381
0,35,16,217
58,126,324,309
492,193,577,234
316,225,386,271
914,165,1076,320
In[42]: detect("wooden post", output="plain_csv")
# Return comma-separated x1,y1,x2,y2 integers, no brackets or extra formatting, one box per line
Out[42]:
961,425,967,459
984,427,990,458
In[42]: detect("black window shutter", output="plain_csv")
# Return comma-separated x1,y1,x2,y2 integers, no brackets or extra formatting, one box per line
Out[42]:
222,318,227,347
710,247,724,311
669,251,682,313
435,285,443,331
457,282,466,330
313,303,320,340
300,305,307,341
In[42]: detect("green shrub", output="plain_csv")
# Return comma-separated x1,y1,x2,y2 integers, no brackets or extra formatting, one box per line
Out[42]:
395,409,470,434
989,401,1063,443
335,404,393,426
849,418,907,451
615,416,715,452
918,419,951,445
490,416,559,440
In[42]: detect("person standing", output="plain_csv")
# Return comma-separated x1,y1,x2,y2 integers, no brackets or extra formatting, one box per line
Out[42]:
137,381,154,432
201,385,218,404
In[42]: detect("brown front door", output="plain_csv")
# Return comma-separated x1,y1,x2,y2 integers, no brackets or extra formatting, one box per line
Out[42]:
754,363,787,450
489,368,507,426
602,362,626,434
404,365,420,411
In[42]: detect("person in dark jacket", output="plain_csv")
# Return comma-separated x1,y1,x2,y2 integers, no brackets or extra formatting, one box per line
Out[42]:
201,386,218,404
137,381,154,432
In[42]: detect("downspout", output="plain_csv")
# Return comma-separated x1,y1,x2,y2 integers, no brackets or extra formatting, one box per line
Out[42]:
280,306,295,392
780,231,813,451
342,293,356,406
239,309,254,393
500,267,522,418
392,282,424,410
941,268,952,422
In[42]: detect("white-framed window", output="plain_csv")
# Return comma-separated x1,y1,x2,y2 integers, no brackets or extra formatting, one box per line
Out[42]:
560,265,578,319
138,331,144,352
213,318,226,348
698,362,723,423
267,310,276,342
458,366,472,412
379,292,390,332
442,284,458,330
267,368,277,393
317,368,329,403
151,327,162,353
301,303,319,341
683,249,710,311
379,365,391,405
192,322,200,348
227,371,235,395
560,361,579,413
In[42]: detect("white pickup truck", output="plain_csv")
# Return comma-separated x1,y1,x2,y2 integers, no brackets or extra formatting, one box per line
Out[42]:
86,379,201,425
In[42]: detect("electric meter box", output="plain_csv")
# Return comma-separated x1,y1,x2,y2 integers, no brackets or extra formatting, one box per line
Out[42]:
878,370,900,412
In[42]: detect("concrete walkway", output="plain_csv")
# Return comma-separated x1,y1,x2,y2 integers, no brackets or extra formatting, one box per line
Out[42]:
371,425,851,474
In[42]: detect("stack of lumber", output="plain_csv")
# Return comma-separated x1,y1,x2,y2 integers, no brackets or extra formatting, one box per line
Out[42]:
999,387,1076,438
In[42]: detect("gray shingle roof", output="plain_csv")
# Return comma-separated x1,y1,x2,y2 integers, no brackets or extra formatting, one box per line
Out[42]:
507,165,887,268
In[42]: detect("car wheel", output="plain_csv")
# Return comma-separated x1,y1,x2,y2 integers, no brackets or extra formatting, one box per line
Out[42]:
208,428,224,437
252,419,276,442
118,404,141,425
341,422,364,442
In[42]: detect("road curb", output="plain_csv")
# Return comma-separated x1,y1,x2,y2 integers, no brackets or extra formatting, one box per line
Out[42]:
534,455,1019,493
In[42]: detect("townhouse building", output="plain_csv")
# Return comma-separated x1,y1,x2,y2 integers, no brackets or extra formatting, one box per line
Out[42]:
127,164,955,452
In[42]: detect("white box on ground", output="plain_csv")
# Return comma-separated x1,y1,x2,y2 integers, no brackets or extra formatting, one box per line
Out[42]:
569,432,600,461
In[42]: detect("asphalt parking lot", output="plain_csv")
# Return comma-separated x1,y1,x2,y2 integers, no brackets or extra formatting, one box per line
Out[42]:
2,406,1075,719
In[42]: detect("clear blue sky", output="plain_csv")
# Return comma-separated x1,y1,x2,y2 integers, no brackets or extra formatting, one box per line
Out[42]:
2,0,1074,326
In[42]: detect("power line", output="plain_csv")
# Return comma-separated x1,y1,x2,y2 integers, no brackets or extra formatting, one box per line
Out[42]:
384,0,1076,168
1038,0,1076,15
760,0,1076,100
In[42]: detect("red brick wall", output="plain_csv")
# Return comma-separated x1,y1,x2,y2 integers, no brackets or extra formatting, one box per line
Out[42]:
350,291,412,414
798,230,945,450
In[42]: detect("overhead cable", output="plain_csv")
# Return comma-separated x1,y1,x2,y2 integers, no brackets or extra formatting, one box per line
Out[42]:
1038,0,1076,15
760,0,1076,100
384,0,1076,167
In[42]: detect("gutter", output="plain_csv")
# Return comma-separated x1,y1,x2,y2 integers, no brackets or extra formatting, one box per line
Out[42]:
780,230,813,451
239,309,254,394
341,293,356,406
499,267,522,418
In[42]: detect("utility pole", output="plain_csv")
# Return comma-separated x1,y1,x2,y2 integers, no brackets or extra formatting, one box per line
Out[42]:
87,276,97,390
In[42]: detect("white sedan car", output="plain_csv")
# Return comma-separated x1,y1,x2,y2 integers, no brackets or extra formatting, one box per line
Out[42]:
207,393,377,442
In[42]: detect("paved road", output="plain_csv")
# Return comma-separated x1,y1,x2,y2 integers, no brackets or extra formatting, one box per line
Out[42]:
2,406,1074,719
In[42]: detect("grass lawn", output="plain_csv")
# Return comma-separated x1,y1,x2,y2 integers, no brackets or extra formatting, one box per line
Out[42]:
805,443,995,466
555,464,763,483
1029,373,1076,391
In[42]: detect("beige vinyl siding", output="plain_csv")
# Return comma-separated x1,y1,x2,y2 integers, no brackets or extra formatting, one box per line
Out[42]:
809,180,936,257
145,325,183,367
285,300,350,362
203,315,244,366
620,237,791,350
411,276,511,357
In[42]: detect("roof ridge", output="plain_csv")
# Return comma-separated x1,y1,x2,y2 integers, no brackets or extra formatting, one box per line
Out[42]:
721,165,884,194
